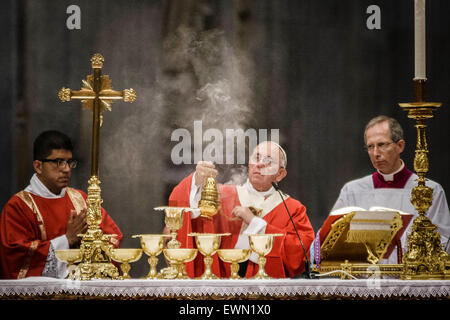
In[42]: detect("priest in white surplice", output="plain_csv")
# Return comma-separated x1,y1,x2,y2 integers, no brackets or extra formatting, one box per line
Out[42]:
329,116,450,264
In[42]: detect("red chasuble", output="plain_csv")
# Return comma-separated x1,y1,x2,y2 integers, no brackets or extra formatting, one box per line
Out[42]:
169,173,315,279
0,188,122,279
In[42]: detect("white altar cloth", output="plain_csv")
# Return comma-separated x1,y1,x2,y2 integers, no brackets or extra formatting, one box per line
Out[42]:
0,277,449,299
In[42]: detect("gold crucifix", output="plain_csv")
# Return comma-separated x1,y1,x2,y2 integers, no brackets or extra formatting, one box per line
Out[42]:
57,53,136,280
58,53,136,177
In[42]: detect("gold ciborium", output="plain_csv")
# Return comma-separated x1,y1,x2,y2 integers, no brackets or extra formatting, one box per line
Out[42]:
188,233,231,279
108,248,142,279
154,206,190,249
198,177,220,218
162,248,198,279
55,249,82,278
246,233,283,279
132,234,171,279
217,249,251,279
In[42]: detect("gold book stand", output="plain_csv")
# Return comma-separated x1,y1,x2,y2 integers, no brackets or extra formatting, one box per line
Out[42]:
313,211,406,279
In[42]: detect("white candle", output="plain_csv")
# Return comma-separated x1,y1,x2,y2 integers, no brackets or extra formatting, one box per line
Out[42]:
414,0,426,79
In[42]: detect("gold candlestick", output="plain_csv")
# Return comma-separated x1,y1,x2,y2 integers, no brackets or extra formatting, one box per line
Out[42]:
399,79,449,280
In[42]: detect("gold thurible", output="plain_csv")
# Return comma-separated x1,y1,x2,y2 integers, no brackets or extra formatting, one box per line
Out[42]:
399,79,449,280
198,177,221,218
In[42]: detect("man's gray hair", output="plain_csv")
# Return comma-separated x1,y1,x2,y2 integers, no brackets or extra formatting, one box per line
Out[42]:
364,115,404,144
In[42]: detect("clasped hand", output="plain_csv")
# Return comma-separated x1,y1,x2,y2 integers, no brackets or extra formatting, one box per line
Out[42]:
66,209,88,248
231,206,255,225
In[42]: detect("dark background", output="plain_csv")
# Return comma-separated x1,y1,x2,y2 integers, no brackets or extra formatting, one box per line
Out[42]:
1,0,449,277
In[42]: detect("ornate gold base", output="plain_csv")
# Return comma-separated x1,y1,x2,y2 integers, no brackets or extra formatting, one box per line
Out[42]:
74,227,119,280
72,262,119,281
401,216,450,280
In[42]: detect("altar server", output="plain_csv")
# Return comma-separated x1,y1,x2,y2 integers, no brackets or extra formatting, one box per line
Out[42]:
330,115,450,263
0,130,122,279
168,141,315,278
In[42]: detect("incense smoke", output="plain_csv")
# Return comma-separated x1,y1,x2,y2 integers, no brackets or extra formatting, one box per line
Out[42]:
161,27,258,184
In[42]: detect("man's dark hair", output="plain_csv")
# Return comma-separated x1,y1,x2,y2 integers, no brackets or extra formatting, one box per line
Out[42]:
33,130,73,160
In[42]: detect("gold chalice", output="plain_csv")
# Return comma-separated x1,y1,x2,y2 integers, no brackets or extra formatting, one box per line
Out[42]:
154,206,190,249
162,248,198,279
54,249,82,278
188,233,231,279
108,248,142,279
246,233,283,279
217,249,251,279
132,234,171,279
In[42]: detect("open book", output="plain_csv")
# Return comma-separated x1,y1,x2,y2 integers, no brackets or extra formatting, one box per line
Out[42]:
318,206,414,260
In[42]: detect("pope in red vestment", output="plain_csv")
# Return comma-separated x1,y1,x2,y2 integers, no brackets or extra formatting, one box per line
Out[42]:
168,141,315,279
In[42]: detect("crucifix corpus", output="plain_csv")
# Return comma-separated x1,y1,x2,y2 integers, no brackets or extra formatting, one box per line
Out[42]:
58,53,136,280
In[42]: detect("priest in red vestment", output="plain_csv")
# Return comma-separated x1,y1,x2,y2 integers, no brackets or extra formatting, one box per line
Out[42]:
0,130,122,279
168,141,315,279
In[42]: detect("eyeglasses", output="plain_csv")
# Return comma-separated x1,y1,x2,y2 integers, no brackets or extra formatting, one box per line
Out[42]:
39,158,78,169
249,154,284,168
364,142,395,152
